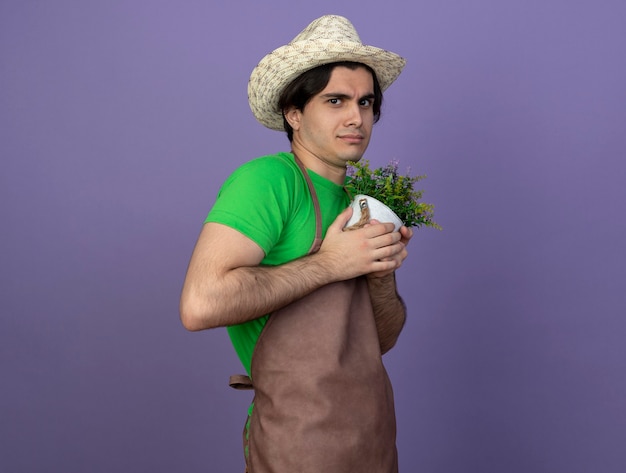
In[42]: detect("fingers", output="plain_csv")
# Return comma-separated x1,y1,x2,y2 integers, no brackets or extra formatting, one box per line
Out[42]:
361,221,397,239
368,220,413,243
376,248,407,273
350,222,404,259
367,251,405,278
369,225,410,276
399,225,414,246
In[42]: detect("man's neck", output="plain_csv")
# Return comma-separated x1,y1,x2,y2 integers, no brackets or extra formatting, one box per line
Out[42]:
290,144,348,186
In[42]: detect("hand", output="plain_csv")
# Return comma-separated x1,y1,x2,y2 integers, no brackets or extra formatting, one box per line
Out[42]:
365,220,413,279
316,208,406,281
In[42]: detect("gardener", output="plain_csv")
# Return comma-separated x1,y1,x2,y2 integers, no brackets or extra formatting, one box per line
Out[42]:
180,14,412,473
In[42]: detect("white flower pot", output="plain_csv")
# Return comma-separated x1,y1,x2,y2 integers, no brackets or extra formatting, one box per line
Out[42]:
345,194,403,232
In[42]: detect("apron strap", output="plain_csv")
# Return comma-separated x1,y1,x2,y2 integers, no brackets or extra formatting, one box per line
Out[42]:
292,153,323,255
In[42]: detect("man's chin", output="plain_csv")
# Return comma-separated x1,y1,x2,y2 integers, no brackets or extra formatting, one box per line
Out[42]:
341,148,367,163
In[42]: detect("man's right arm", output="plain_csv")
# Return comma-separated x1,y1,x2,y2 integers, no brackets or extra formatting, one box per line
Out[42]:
179,207,405,331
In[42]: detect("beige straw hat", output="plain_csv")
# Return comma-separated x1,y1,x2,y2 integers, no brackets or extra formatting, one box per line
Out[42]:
248,15,407,130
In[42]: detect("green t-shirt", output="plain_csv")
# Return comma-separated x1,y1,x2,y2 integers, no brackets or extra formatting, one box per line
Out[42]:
206,152,351,375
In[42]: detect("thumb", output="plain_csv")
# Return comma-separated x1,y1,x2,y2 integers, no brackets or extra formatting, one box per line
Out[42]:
327,206,354,234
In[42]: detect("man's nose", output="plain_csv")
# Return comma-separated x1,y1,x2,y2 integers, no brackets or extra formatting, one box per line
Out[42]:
345,102,363,127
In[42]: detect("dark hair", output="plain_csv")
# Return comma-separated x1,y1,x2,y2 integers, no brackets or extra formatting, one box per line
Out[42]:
278,61,383,142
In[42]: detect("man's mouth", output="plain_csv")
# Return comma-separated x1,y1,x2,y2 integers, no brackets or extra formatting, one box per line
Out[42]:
339,134,365,144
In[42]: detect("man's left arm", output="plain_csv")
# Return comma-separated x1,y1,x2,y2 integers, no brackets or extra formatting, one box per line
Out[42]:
366,225,413,354
367,273,406,354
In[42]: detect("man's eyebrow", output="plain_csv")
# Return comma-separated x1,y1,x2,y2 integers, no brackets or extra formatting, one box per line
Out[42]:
319,92,351,100
319,92,376,101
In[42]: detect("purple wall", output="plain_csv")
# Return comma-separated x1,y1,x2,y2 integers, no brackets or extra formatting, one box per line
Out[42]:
2,1,625,471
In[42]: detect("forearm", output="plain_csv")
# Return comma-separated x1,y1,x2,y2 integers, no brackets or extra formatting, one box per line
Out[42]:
367,273,406,354
180,252,334,331
180,218,406,332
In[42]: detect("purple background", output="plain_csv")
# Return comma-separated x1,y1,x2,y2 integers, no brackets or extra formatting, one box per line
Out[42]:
2,1,625,472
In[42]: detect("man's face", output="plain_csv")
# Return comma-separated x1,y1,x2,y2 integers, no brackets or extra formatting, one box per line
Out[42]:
289,66,375,175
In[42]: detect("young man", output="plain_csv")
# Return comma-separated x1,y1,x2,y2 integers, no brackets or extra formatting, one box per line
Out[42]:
180,15,411,473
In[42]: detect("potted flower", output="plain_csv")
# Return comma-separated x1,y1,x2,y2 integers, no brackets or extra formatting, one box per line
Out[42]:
344,159,441,231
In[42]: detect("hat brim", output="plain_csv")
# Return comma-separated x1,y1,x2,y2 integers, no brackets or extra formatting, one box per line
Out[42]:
248,40,406,131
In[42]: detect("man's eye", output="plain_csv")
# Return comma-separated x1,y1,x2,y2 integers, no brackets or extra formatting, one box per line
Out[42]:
329,98,341,104
360,99,372,107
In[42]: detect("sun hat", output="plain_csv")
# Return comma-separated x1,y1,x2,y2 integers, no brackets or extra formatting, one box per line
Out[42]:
248,15,407,130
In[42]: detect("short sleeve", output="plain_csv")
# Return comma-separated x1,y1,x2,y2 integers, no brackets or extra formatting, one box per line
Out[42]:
205,156,297,255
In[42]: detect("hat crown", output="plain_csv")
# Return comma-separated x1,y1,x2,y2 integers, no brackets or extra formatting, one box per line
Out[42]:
289,15,362,45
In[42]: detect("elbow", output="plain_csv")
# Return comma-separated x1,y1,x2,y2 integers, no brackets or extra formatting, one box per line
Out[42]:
179,294,217,332
179,303,202,331
179,309,204,332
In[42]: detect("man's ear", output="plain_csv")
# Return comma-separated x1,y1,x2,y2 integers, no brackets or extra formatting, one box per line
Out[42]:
283,107,302,131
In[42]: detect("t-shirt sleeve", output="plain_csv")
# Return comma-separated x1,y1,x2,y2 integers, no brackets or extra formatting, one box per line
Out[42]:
205,158,294,256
